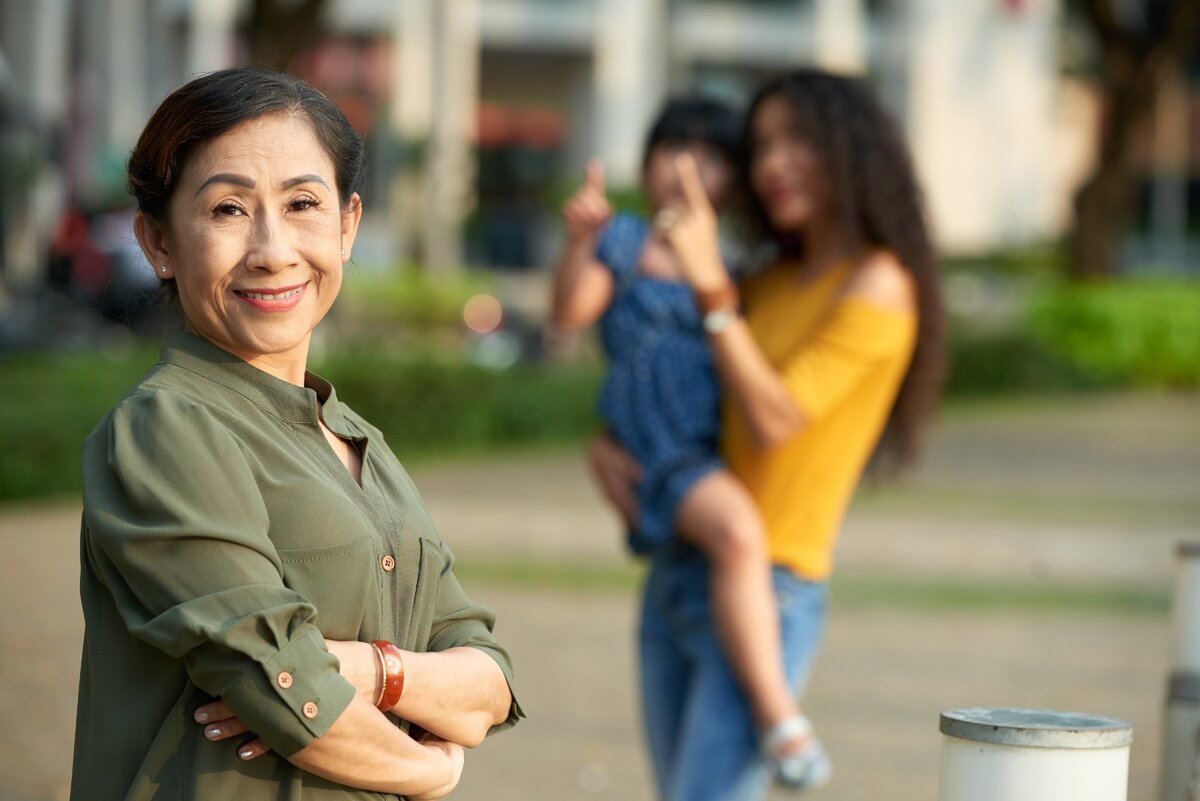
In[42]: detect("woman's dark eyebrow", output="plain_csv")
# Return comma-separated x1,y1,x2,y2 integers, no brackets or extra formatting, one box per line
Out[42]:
195,173,329,196
195,173,254,195
281,174,330,190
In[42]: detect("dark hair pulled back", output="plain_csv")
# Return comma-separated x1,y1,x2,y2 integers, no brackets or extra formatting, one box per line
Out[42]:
127,67,363,221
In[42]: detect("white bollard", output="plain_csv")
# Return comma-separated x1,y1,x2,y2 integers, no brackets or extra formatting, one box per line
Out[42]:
1161,542,1200,801
1161,674,1200,801
1170,543,1200,675
938,707,1132,801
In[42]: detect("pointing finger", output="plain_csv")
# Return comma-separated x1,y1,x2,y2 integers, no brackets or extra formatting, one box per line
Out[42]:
673,152,711,213
585,159,605,194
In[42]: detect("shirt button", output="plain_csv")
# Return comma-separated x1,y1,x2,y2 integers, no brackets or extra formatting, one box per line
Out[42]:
381,555,396,572
302,702,319,719
276,671,293,689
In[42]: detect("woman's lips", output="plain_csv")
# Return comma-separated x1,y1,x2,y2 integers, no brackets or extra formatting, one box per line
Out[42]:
233,283,307,312
765,185,800,204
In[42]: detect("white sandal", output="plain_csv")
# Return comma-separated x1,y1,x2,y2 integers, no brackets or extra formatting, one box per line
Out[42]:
761,715,833,791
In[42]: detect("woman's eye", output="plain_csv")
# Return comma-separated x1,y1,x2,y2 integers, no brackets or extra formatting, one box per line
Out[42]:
291,197,321,212
214,202,245,216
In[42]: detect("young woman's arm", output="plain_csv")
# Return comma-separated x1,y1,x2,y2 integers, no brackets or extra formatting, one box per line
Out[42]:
662,154,915,451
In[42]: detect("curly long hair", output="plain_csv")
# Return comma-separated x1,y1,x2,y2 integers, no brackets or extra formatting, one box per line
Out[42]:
743,70,945,471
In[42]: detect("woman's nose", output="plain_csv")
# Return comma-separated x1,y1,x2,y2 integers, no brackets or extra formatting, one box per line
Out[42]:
245,213,297,272
756,143,788,179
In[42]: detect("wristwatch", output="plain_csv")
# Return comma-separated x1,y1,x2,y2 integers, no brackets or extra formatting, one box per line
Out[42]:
703,307,739,335
696,281,740,335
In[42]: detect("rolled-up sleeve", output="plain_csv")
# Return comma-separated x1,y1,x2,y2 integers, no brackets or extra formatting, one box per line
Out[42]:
425,538,524,734
83,391,356,757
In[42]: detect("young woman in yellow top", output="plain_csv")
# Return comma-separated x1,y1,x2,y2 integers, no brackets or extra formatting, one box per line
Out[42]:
589,70,944,800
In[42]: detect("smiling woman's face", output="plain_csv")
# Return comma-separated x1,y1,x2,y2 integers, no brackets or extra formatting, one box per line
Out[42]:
749,94,831,233
143,112,361,382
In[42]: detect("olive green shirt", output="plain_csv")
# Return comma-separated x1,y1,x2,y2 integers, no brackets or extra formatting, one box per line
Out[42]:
73,332,521,801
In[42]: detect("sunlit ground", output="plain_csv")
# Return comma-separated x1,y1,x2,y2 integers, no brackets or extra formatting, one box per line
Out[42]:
1,392,1196,801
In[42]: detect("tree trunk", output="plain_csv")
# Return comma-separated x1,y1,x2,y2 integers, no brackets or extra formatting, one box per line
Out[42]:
1070,161,1135,280
1067,0,1200,280
244,0,328,71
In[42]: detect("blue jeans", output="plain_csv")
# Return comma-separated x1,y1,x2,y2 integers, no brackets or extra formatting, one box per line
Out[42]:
638,547,828,801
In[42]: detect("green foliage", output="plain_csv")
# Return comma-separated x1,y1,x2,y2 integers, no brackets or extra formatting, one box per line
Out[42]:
944,329,1101,397
313,349,602,459
0,343,602,503
542,177,649,218
0,345,159,501
944,275,1200,395
942,242,1066,278
1027,279,1200,389
336,267,494,332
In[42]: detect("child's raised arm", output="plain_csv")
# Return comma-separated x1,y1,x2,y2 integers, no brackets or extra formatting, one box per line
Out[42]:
550,160,615,330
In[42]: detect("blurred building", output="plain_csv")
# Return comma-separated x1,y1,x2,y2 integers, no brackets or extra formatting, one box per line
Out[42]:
1,0,1184,291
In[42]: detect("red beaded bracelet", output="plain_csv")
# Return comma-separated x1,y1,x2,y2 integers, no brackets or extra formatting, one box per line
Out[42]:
371,640,405,711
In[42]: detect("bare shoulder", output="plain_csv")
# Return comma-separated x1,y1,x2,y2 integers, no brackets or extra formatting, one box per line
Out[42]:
843,250,917,313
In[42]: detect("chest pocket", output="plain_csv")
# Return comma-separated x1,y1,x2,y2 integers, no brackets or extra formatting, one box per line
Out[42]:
395,536,446,653
277,534,377,641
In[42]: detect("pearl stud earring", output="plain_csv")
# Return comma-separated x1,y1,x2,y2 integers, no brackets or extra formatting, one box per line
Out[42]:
160,265,167,274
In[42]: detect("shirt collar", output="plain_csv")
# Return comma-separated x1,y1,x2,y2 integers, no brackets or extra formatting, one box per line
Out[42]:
158,331,354,437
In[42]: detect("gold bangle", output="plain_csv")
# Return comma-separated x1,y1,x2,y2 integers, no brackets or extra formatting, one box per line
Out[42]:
369,641,387,708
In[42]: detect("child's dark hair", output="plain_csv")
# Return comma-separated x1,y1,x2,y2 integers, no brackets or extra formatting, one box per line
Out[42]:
642,96,742,168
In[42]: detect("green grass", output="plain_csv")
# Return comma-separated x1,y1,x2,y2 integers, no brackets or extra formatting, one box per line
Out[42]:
849,483,1197,529
451,554,1169,616
827,573,1168,616
453,555,647,594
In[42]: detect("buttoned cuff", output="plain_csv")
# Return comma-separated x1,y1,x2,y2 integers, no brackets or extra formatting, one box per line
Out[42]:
221,628,357,757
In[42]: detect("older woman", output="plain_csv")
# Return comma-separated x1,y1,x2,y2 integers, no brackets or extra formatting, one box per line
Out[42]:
590,69,944,800
73,67,520,801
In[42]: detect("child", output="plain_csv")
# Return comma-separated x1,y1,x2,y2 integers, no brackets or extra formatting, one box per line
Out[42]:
550,97,831,790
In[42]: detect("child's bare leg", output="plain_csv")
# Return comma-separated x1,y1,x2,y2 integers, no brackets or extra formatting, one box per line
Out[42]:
675,470,799,732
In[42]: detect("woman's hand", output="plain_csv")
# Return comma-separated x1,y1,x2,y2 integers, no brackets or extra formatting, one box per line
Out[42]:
658,153,730,292
193,638,378,762
195,700,270,760
586,434,643,528
406,734,466,801
194,697,464,798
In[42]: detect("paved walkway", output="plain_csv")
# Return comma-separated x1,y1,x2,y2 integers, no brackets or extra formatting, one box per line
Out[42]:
2,393,1197,801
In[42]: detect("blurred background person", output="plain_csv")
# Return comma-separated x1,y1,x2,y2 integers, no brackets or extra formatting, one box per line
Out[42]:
551,95,833,790
589,68,944,800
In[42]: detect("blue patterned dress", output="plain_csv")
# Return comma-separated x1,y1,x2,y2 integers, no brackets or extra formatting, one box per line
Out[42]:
596,213,723,554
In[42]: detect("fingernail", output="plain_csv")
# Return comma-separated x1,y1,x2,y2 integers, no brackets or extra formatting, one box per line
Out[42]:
239,748,255,760
194,711,209,723
205,726,221,740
